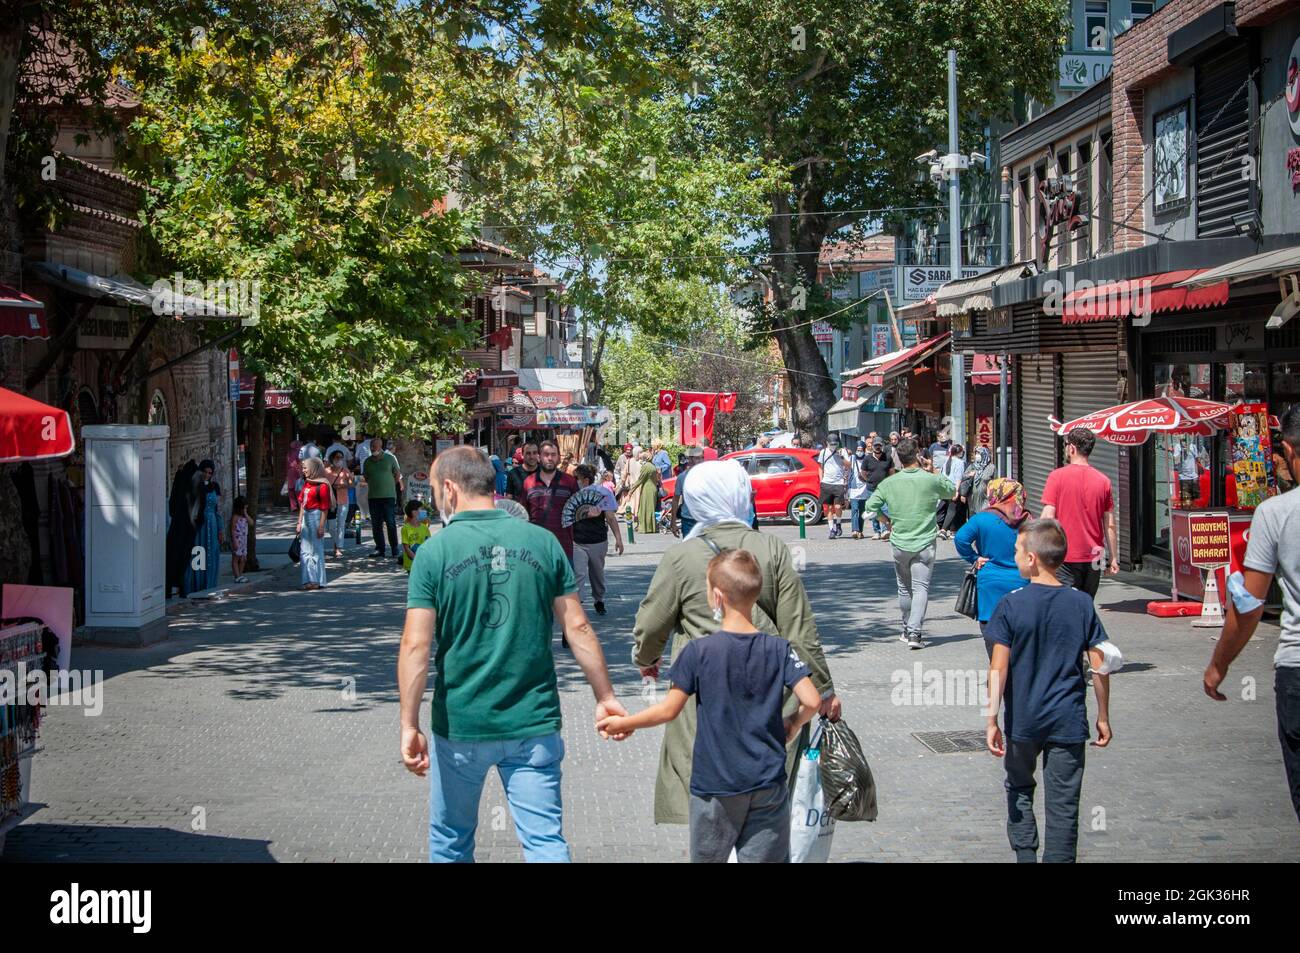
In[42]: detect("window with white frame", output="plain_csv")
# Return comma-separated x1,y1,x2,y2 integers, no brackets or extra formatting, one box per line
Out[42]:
1086,1,1110,51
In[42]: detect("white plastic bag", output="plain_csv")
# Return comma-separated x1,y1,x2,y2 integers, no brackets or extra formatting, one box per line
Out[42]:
1092,640,1124,675
789,722,835,862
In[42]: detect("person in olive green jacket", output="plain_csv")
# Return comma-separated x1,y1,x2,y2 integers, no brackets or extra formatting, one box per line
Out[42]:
632,459,840,825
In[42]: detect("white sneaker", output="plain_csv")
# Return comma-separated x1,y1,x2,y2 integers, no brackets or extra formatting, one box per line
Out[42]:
899,631,910,644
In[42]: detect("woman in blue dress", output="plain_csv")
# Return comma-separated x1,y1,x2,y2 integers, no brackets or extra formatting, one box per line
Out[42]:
186,458,223,593
954,477,1030,658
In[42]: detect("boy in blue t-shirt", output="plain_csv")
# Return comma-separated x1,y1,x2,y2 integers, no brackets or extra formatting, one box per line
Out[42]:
597,549,822,862
985,517,1114,863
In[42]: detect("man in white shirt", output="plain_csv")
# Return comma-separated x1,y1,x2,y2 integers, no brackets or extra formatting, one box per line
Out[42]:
817,436,852,539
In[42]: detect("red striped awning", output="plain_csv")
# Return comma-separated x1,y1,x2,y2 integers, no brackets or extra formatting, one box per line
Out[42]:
0,285,47,339
863,332,951,386
970,353,1013,386
1062,270,1230,323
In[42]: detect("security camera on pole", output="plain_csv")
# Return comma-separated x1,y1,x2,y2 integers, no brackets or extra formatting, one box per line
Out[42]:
914,50,987,448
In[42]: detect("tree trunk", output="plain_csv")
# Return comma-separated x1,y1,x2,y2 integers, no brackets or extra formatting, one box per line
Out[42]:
766,189,837,440
587,319,610,407
0,20,23,215
244,373,266,572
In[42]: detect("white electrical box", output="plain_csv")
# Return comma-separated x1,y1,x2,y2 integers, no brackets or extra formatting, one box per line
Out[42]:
83,425,169,628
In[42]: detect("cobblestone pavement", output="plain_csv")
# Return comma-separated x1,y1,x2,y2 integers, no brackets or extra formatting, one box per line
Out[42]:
6,517,1298,862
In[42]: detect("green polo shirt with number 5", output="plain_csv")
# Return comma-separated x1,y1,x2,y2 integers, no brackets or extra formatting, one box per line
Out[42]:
406,509,577,742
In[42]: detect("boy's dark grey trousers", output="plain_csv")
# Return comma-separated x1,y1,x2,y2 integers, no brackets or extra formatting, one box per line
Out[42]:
1004,739,1086,863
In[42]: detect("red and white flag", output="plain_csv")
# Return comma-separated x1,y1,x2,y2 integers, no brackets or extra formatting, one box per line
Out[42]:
677,392,717,446
658,389,678,415
717,392,737,413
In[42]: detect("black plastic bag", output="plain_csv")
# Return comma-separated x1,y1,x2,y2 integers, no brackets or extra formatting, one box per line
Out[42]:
287,536,302,564
818,718,877,822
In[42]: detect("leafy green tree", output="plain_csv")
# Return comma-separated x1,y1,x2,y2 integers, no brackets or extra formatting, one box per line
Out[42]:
654,0,1067,434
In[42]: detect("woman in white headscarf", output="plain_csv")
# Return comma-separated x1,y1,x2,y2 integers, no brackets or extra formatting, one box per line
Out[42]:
631,459,840,825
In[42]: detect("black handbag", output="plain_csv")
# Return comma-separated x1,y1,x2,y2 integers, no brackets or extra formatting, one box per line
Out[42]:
955,564,979,619
288,537,302,564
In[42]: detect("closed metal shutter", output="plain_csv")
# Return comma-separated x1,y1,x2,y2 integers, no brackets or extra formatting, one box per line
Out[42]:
1062,351,1124,563
1196,43,1254,239
1018,354,1058,513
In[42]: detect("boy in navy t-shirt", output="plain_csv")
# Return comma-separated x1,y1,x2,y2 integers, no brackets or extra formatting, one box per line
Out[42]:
985,518,1114,863
597,549,822,862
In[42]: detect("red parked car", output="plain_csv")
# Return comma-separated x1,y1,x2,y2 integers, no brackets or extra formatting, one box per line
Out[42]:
661,447,826,525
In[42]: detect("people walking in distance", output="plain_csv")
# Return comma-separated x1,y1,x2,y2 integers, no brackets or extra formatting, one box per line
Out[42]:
963,447,997,516
1039,428,1118,598
651,438,673,479
362,437,404,565
936,443,968,540
632,459,839,827
955,478,1032,658
630,449,662,537
985,518,1113,863
1203,405,1300,822
671,446,705,537
297,456,332,590
398,447,628,863
229,495,252,583
507,441,539,503
861,439,894,539
523,439,579,565
187,458,223,593
817,436,852,539
600,549,821,863
326,450,353,558
864,437,956,649
928,430,952,476
847,441,872,540
888,430,902,470
613,442,635,501
572,464,623,615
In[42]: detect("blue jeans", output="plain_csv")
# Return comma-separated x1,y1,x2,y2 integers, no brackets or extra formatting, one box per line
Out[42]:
428,731,569,863
849,498,868,535
300,510,327,586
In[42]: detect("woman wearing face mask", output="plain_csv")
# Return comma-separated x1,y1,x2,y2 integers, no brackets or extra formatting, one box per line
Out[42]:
954,477,1032,658
186,458,223,593
631,459,840,826
846,442,873,540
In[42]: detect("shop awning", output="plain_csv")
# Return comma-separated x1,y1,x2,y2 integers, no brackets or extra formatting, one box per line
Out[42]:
236,374,293,411
0,386,75,461
970,353,1013,386
935,264,1027,316
0,285,47,339
896,297,936,324
1062,269,1229,323
527,390,576,410
27,261,250,317
1175,246,1300,288
535,406,610,427
827,396,866,433
861,332,951,386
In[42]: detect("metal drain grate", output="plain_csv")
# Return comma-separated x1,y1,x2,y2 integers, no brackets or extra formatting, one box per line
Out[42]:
912,730,987,754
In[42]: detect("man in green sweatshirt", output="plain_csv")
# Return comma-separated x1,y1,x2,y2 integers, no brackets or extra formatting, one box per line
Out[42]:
864,436,956,650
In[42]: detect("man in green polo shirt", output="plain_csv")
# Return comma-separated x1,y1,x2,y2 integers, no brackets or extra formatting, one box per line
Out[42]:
865,436,956,650
362,437,403,564
398,446,629,863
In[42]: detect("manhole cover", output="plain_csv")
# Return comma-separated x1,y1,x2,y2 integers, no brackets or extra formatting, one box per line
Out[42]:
912,730,987,754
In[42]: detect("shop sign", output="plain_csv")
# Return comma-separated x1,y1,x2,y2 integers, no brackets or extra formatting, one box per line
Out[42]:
975,414,994,452
951,312,973,338
1187,512,1231,568
872,324,890,358
1218,321,1264,352
987,310,1013,334
1058,51,1111,91
1230,404,1276,510
1036,179,1083,268
227,348,240,402
901,265,992,301
407,469,432,503
75,306,132,349
812,321,834,343
859,268,894,294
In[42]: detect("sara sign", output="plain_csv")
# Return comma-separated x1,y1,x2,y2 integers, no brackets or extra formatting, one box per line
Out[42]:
901,266,992,301
1187,512,1232,568
1058,51,1111,90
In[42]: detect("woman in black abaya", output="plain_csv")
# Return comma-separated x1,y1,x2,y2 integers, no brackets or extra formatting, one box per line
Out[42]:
165,460,199,597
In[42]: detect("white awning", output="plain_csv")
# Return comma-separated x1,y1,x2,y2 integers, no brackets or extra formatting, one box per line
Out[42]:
1176,246,1300,287
934,264,1032,316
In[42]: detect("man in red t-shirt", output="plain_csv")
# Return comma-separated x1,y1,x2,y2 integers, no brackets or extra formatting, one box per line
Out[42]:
1039,428,1118,598
699,437,719,461
523,439,579,564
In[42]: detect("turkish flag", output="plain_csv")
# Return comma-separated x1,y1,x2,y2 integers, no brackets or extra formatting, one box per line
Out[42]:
717,392,737,413
658,390,677,415
677,392,717,446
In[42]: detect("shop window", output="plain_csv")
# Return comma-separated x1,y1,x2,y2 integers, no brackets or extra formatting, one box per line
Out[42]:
1131,1,1154,24
1075,140,1092,262
1098,130,1114,254
1017,172,1032,263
